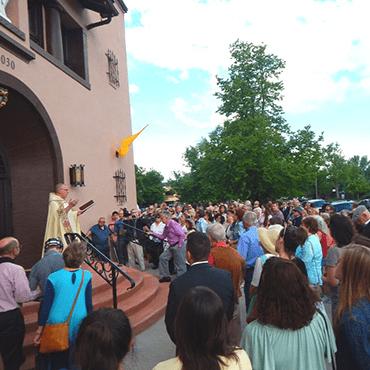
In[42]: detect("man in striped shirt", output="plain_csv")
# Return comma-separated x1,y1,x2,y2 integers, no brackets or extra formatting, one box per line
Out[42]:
0,237,40,370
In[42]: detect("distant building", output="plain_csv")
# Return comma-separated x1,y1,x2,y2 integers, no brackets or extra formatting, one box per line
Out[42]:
0,0,136,268
164,186,180,204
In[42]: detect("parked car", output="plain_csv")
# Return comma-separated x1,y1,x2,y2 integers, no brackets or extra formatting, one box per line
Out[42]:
331,200,354,212
304,199,326,209
359,199,370,209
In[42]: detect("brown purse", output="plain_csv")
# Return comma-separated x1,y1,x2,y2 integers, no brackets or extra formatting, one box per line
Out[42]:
39,270,85,354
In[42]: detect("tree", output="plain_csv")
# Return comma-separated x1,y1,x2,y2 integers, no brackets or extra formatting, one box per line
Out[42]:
177,41,291,200
319,145,347,199
344,156,370,200
215,40,288,131
172,41,325,201
319,148,370,200
168,171,199,204
135,165,165,206
283,126,325,197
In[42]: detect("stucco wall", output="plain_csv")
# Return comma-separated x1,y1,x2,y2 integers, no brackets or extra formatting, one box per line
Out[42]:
0,0,137,258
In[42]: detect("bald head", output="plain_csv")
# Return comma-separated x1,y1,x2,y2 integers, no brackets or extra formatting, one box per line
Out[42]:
0,237,20,256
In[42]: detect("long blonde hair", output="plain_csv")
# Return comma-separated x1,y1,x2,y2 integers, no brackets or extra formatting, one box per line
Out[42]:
334,244,370,333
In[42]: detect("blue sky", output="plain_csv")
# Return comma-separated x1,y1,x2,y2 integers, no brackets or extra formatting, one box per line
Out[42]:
125,0,370,180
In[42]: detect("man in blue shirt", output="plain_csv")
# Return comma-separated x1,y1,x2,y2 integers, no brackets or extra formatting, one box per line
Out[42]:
237,211,263,312
29,238,65,301
86,217,112,259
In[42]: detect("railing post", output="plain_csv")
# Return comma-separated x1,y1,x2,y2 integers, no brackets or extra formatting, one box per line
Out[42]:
112,270,117,308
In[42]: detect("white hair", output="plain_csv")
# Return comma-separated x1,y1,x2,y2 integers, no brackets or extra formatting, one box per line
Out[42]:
206,222,226,242
243,211,257,225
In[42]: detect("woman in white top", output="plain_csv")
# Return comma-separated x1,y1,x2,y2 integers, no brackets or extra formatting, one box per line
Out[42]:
149,213,166,268
224,211,235,242
152,286,252,370
150,213,165,237
258,204,272,229
178,213,188,233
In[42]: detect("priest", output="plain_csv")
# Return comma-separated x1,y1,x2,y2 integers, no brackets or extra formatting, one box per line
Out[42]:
43,183,81,255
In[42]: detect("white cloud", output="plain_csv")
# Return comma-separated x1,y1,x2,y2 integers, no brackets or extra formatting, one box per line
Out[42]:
132,132,196,180
129,84,139,93
127,0,370,180
170,96,222,128
360,78,370,94
166,75,179,84
179,70,189,80
126,0,370,115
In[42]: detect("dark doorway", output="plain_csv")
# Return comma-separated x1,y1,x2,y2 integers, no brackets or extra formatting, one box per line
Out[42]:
0,72,63,268
0,147,13,239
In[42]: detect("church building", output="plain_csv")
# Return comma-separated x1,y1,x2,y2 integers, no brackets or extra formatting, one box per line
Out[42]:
0,0,136,268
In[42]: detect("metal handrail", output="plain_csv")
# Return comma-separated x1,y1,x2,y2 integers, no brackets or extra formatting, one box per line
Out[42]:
64,232,135,308
118,220,149,235
117,221,164,253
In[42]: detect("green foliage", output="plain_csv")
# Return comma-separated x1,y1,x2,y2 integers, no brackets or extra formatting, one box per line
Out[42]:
343,156,370,200
171,41,325,202
284,126,325,196
135,165,165,206
175,122,324,202
167,171,200,203
318,148,370,200
215,40,287,130
170,40,368,202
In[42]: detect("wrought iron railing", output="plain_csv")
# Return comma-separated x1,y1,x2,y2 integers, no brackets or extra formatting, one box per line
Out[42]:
117,221,164,256
64,232,135,308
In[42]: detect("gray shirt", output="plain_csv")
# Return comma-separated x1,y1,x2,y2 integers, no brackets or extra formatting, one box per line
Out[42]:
29,250,65,300
326,245,341,315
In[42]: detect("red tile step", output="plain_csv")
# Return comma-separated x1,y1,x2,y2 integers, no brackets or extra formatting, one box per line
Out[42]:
124,276,170,335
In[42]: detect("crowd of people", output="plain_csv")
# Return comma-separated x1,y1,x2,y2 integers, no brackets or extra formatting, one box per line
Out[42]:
2,195,370,369
106,198,370,369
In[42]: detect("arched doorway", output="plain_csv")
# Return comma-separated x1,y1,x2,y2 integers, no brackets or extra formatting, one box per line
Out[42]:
0,145,12,239
0,71,63,268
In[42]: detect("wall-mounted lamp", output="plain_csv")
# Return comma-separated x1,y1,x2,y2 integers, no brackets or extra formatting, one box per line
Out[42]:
0,88,8,109
69,164,85,187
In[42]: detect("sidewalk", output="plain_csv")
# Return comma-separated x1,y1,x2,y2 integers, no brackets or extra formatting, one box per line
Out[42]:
123,264,175,370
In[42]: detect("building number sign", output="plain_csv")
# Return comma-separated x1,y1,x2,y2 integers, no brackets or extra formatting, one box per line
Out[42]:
0,54,15,69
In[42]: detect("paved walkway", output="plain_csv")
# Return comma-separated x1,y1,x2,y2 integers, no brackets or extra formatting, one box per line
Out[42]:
123,263,333,370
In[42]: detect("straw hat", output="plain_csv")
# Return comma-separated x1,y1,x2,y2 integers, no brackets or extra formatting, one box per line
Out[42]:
258,227,281,255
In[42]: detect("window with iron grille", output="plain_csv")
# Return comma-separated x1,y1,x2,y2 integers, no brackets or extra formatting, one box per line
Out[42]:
106,49,120,88
113,169,126,205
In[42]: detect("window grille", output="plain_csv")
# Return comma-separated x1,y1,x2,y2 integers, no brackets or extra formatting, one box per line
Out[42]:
113,169,126,205
106,49,120,88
